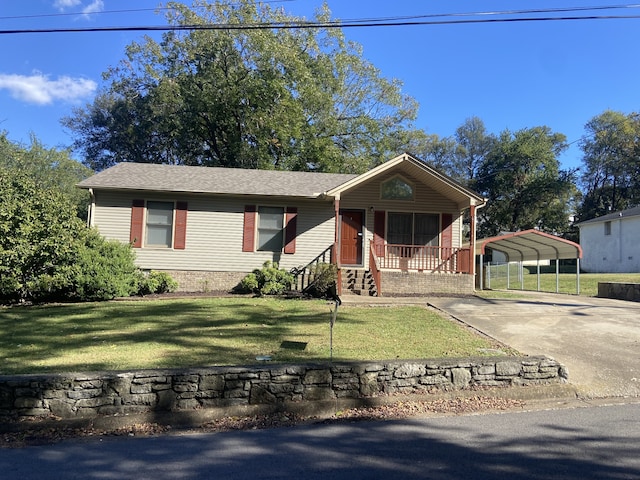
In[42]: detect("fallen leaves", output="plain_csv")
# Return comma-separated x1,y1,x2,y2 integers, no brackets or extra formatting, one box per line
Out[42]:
0,396,525,448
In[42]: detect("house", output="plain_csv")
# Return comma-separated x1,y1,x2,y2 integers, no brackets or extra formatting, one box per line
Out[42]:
77,153,486,296
576,206,640,273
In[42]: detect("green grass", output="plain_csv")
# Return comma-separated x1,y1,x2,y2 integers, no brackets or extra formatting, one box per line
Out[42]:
482,268,640,297
0,297,501,375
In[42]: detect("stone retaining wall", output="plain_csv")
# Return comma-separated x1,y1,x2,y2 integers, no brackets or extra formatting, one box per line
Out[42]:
598,282,640,302
0,357,566,421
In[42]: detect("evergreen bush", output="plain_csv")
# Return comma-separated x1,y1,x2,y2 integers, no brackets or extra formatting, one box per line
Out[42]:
239,261,293,296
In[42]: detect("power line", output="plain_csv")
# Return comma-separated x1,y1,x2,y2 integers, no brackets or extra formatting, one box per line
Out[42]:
0,1,296,21
1,14,640,35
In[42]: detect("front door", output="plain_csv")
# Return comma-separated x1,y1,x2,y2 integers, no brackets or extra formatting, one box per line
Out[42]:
340,210,363,265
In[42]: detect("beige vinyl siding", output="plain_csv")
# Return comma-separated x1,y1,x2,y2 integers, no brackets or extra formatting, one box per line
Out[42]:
92,190,335,273
92,191,135,242
339,169,464,269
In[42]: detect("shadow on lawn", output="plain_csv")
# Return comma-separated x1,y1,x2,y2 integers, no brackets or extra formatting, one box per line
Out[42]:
0,298,364,374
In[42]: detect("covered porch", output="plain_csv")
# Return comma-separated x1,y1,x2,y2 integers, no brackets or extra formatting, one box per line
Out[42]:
323,154,485,297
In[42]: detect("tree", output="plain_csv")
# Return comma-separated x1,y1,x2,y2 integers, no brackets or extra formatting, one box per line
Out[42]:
414,117,495,187
0,132,92,218
63,0,421,173
452,117,496,187
577,110,640,221
414,134,458,177
475,126,578,237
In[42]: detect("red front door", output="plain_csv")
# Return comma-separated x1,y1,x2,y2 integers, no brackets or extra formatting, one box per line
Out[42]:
340,210,363,265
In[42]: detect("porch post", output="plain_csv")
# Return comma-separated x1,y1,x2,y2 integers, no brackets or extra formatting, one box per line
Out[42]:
469,205,477,276
333,199,341,295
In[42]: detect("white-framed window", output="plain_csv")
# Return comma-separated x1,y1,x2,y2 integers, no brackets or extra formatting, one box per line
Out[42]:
387,212,439,246
381,176,414,201
145,201,174,247
257,206,285,252
604,221,611,236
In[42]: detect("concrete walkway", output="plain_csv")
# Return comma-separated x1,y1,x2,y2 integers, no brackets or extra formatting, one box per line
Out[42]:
341,292,640,399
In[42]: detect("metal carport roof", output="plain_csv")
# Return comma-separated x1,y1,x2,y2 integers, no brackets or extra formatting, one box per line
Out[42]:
475,230,583,293
477,229,582,262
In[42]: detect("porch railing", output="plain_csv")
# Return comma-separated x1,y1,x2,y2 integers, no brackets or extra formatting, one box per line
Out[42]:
369,241,382,296
376,244,471,274
290,245,334,292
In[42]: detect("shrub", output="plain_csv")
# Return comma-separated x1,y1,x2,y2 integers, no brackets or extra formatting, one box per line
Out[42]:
306,262,338,298
239,261,293,296
0,169,89,303
137,271,179,295
0,168,181,304
65,230,141,301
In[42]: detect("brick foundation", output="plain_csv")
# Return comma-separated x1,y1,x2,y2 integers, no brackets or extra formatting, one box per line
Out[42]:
381,271,474,296
157,270,247,293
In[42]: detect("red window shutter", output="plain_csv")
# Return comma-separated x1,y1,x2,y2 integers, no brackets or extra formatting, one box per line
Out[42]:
442,213,453,249
130,199,145,248
243,205,257,252
284,207,298,254
174,201,188,250
373,210,386,256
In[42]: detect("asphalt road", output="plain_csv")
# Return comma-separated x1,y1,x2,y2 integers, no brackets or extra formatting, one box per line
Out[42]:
1,402,639,480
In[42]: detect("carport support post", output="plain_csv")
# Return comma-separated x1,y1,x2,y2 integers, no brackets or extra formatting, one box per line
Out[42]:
576,258,581,295
487,262,491,290
556,257,560,293
537,259,541,292
520,261,524,290
506,262,510,289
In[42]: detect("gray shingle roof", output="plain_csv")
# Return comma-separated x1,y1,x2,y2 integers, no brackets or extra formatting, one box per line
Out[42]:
575,205,640,226
78,163,358,198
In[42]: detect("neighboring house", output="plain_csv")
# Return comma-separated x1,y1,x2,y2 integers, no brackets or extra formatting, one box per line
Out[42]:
77,153,486,296
576,206,640,273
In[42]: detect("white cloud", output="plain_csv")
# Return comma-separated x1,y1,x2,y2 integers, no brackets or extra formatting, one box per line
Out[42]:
0,73,97,105
53,0,82,10
82,0,104,16
53,0,104,17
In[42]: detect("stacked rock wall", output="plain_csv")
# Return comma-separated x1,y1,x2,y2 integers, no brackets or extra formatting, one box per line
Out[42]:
0,357,566,421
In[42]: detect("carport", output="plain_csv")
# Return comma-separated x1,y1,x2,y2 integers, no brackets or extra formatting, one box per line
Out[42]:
476,229,583,293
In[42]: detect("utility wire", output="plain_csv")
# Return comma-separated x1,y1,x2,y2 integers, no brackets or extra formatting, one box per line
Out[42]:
1,14,640,35
2,3,640,23
0,0,295,21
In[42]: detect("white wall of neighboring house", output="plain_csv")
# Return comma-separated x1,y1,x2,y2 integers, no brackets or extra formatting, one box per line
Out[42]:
578,214,640,273
489,250,550,266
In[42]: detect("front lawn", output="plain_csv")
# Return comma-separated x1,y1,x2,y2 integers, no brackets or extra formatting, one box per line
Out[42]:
0,297,504,375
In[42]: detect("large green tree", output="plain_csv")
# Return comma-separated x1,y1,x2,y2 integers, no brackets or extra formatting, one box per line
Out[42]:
577,110,640,221
415,117,495,187
475,126,577,237
63,0,421,173
0,132,92,218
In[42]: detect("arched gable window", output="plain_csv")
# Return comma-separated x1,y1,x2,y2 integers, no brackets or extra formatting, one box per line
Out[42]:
381,176,414,201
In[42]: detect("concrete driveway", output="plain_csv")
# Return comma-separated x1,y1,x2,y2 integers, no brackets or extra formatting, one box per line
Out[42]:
428,292,640,399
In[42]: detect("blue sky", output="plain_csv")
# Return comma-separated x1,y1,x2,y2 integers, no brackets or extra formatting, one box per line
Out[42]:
2,1,640,172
